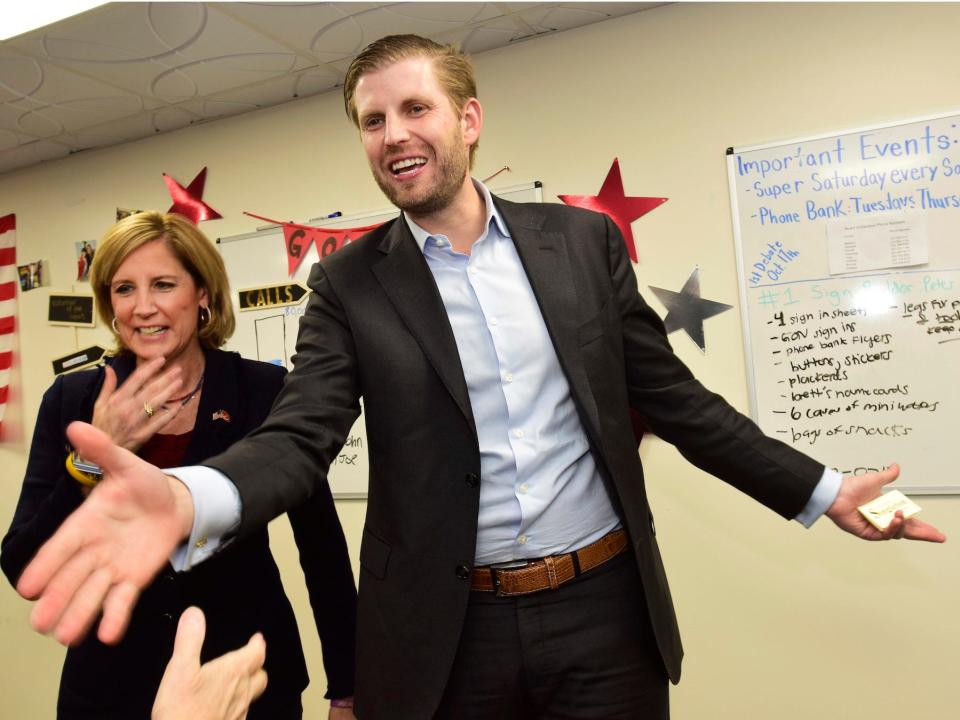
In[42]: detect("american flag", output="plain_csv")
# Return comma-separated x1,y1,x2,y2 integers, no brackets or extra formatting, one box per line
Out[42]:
0,214,15,437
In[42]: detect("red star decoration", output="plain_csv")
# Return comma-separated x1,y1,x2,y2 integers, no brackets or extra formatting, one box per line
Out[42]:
164,167,222,224
558,158,667,263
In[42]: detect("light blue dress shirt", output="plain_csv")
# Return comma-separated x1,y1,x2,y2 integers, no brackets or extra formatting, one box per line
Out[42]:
171,181,840,569
405,181,620,564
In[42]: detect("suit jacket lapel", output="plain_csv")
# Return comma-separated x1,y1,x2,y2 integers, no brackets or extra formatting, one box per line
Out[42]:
372,219,477,438
495,199,603,439
186,349,239,463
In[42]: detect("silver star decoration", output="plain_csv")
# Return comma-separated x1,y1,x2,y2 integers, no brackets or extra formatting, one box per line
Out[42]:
648,267,733,352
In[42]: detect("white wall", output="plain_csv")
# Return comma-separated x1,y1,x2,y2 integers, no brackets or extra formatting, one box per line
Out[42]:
2,4,957,717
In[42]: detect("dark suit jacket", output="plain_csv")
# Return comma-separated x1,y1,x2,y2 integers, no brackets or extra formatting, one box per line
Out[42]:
207,198,825,720
2,349,357,719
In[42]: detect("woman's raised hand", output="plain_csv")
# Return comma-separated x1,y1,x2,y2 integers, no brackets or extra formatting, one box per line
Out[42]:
91,357,185,452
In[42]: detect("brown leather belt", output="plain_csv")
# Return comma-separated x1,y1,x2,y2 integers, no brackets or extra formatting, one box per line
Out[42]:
470,529,628,597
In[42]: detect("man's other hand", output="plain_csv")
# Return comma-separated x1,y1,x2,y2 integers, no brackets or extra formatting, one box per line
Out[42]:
826,464,946,543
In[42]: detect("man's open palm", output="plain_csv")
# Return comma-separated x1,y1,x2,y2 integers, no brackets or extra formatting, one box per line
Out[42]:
17,422,193,646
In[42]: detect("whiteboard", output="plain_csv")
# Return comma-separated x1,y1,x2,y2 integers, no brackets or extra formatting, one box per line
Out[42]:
218,181,543,497
727,112,960,494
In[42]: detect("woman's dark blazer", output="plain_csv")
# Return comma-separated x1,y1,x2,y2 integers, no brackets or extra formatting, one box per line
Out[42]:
1,349,357,719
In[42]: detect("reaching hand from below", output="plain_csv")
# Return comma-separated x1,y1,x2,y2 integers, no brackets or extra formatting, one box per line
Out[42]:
152,607,267,720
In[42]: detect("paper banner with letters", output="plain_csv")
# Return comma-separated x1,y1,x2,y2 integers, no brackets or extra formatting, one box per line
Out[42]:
244,212,384,276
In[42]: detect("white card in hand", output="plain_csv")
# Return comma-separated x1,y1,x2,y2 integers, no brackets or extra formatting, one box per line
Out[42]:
857,490,921,531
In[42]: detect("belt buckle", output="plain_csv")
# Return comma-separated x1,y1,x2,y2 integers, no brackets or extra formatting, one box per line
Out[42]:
488,559,529,597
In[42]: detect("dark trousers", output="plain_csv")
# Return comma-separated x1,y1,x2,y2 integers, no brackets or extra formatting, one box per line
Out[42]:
435,552,669,720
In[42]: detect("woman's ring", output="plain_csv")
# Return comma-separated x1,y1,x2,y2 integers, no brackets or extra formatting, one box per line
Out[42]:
143,401,156,418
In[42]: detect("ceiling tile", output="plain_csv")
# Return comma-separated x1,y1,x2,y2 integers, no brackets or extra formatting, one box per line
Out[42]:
0,51,45,101
45,95,146,132
0,128,25,152
152,106,202,133
202,66,340,109
521,6,612,32
10,3,208,61
79,108,195,142
445,25,528,54
151,51,303,103
310,5,482,60
214,2,349,56
292,66,343,97
0,138,71,173
0,1,656,176
13,109,64,137
384,3,496,25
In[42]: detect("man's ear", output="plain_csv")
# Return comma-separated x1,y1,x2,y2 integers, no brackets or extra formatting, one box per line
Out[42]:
461,97,483,148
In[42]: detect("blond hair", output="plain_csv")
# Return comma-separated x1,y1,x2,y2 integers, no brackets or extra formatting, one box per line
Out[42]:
90,212,235,353
343,34,479,167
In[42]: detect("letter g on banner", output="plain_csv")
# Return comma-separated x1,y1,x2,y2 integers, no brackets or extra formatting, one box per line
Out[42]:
284,227,310,275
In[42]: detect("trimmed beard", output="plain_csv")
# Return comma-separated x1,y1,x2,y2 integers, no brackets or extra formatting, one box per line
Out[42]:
373,139,470,217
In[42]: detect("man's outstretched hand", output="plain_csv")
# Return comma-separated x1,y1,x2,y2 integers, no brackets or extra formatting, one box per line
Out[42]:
16,421,195,646
826,464,946,543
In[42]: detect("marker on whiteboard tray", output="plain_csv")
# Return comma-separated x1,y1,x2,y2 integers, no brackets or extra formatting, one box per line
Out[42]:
305,211,342,224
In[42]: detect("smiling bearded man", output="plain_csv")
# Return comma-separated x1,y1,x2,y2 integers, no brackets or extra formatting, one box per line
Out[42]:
355,56,473,219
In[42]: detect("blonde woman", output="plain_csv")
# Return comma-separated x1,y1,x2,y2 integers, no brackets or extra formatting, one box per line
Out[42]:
3,213,356,719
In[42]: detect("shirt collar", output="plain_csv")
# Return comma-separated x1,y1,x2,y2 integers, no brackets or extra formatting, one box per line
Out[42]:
404,178,511,253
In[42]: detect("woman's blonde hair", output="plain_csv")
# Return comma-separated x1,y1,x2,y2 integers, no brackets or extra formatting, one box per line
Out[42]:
90,212,235,353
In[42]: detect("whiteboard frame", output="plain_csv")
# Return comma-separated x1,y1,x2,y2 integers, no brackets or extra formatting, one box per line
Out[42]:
726,110,960,495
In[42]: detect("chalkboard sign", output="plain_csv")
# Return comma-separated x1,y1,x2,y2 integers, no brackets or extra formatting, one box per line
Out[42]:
727,111,960,494
52,345,106,375
48,293,95,327
237,281,309,311
217,181,544,497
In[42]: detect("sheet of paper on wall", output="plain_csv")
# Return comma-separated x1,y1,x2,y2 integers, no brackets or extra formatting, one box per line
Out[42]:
826,212,928,275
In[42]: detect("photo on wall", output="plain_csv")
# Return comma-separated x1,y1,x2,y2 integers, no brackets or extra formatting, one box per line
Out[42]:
75,240,96,281
116,207,143,221
17,260,42,291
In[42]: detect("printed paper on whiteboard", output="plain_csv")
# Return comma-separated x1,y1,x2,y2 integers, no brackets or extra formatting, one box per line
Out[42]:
826,212,928,275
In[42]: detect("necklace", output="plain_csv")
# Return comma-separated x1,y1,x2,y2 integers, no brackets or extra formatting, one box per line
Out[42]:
165,373,205,408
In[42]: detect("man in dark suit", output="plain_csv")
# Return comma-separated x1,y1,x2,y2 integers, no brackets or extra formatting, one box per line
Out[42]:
18,35,945,720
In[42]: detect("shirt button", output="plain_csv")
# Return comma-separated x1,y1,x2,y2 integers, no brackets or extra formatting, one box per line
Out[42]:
517,535,528,545
455,565,471,580
469,267,478,275
518,483,529,494
464,472,480,488
513,429,524,439
489,317,498,326
504,372,514,383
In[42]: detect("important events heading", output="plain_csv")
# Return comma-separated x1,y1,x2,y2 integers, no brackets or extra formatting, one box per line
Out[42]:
735,122,960,226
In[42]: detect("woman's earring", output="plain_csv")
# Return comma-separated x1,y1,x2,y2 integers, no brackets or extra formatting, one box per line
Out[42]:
199,306,212,327
111,317,119,333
